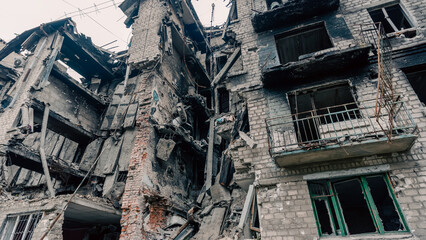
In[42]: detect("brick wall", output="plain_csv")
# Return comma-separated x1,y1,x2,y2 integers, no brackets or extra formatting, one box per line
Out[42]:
128,0,168,65
228,0,426,239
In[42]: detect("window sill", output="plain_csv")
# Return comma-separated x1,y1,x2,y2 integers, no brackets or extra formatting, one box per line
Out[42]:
320,232,413,240
386,28,417,39
227,70,247,78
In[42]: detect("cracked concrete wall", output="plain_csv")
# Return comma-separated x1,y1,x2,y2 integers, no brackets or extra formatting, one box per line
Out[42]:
0,35,55,146
31,74,104,133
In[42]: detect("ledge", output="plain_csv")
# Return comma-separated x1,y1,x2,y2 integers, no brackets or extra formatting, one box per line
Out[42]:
251,0,339,33
7,144,85,178
262,45,370,87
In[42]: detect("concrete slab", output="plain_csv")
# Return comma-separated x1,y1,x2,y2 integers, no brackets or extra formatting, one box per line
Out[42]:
65,197,122,225
79,138,104,172
156,138,176,161
192,207,226,240
273,135,417,167
118,129,136,171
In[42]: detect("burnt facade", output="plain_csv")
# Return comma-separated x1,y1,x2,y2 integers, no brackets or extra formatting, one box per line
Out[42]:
0,0,425,239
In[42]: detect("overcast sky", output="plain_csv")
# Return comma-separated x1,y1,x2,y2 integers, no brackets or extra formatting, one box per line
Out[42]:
0,0,229,51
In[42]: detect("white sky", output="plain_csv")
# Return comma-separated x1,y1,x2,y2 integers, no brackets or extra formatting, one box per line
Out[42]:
0,0,229,52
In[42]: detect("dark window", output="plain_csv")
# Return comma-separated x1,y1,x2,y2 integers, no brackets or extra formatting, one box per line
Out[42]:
288,82,360,142
218,88,230,113
117,171,128,182
369,4,415,37
216,55,228,73
0,213,43,240
308,175,408,236
275,22,333,64
402,65,426,105
230,1,238,20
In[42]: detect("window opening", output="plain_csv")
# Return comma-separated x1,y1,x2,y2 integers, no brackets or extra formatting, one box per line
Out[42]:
402,66,426,105
117,171,128,182
308,175,408,237
275,22,333,64
288,82,360,143
334,179,377,234
0,212,43,240
216,55,228,73
218,88,230,113
250,191,260,232
366,176,404,231
369,4,415,37
230,0,238,20
240,109,250,133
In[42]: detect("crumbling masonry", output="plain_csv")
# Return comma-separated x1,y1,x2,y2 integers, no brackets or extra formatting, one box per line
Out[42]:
0,0,426,239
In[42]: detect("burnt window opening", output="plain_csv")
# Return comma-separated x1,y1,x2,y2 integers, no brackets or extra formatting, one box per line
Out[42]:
402,65,426,105
288,82,360,142
218,87,230,113
0,212,43,240
308,175,407,237
275,22,333,64
117,171,128,182
369,4,415,37
266,0,283,10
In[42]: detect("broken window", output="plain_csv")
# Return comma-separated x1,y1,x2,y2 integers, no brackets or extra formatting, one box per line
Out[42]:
0,212,43,240
368,4,415,37
216,55,228,74
402,65,426,105
266,0,283,10
288,82,360,142
218,87,230,113
275,22,333,64
117,171,128,182
308,174,408,236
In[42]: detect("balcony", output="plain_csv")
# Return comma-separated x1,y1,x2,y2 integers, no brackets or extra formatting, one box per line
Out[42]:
251,0,339,33
262,45,371,87
266,100,417,167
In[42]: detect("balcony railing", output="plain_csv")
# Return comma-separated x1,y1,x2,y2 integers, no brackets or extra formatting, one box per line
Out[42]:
266,100,417,166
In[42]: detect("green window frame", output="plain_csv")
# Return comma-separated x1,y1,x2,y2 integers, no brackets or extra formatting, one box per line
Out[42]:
308,174,409,237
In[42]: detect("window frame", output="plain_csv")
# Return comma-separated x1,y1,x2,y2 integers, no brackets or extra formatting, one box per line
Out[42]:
368,3,415,35
308,174,409,237
0,212,43,240
275,21,334,65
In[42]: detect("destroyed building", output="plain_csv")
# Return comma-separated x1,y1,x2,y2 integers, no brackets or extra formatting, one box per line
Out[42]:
0,0,426,239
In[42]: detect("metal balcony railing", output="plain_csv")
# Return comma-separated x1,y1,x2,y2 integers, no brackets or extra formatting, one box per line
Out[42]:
266,100,417,155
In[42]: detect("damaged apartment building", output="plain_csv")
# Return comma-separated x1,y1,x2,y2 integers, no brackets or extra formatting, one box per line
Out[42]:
0,0,426,239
